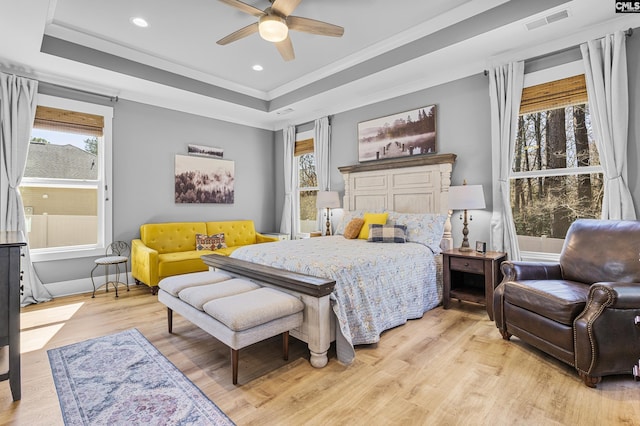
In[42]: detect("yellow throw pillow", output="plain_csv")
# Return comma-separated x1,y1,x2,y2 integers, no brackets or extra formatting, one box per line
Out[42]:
358,212,389,239
343,218,365,239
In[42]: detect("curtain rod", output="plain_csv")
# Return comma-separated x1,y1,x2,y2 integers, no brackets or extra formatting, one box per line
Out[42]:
483,27,634,76
0,69,118,102
293,115,333,130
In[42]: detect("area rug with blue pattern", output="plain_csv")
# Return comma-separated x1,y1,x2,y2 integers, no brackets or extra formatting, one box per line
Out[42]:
47,328,235,425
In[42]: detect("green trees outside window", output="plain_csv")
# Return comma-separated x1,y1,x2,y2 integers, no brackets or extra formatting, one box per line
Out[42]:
511,103,603,252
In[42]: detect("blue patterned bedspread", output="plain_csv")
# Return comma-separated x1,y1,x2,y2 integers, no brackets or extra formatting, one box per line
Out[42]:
230,236,441,364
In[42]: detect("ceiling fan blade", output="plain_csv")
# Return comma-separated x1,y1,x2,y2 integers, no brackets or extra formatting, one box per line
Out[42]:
271,0,302,17
275,36,295,61
287,16,344,37
217,22,259,45
218,0,265,17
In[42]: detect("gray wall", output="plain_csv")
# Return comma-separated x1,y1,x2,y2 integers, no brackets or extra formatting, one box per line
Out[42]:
112,100,276,238
275,73,493,248
34,97,275,285
275,31,640,248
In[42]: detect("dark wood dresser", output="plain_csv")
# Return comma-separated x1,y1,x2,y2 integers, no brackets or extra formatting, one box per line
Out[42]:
0,231,26,401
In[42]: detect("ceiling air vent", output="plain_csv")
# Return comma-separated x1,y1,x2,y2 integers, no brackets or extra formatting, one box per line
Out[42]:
525,9,569,31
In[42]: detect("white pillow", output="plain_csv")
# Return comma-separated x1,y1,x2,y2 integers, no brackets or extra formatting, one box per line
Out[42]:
386,211,447,254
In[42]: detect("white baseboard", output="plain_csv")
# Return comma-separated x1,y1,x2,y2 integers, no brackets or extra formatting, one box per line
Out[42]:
44,273,133,298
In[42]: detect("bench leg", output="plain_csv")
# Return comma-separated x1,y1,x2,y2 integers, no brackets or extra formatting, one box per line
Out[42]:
231,332,289,386
283,331,289,361
167,307,173,333
231,348,239,385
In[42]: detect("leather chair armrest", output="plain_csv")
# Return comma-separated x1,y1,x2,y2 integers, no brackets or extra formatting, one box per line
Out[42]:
256,232,279,243
500,261,562,281
595,282,640,308
574,282,640,379
579,282,640,313
494,262,562,333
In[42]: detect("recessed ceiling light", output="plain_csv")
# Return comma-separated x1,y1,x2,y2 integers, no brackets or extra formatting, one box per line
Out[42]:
252,65,264,71
276,108,294,115
130,17,149,28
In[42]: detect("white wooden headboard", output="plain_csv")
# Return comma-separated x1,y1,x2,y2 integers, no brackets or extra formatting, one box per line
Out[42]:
338,153,456,250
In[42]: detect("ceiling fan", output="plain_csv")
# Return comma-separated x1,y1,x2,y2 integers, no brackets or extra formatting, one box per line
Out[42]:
216,0,344,61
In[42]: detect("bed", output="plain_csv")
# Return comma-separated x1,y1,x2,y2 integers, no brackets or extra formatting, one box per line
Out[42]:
208,153,456,367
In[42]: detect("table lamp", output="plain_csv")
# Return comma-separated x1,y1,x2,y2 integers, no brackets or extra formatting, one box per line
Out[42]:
448,181,486,251
316,191,340,236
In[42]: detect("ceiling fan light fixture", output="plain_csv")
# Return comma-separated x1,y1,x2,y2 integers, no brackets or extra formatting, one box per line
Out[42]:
258,15,288,42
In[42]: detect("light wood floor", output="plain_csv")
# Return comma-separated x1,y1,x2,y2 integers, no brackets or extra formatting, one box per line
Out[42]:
1,284,639,426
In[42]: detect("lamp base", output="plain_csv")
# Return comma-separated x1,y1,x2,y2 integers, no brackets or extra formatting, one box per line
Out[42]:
458,209,472,252
324,208,332,236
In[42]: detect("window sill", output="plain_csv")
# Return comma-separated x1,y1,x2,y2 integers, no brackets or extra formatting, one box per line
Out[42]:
519,250,560,263
30,246,106,262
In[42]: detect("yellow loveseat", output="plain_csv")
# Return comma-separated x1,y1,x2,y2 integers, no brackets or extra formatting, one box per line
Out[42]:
131,220,279,293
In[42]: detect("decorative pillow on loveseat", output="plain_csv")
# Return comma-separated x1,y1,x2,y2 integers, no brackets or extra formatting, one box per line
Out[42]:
367,224,407,243
196,233,227,251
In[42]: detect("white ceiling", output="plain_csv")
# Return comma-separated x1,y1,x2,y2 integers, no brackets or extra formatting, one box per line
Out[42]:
1,0,638,130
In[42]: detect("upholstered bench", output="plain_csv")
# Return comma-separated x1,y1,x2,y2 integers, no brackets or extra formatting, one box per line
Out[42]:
157,271,304,384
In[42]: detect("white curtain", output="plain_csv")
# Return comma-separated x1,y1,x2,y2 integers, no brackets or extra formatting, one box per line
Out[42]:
581,31,636,220
279,125,297,238
313,116,331,234
0,72,52,305
488,62,525,260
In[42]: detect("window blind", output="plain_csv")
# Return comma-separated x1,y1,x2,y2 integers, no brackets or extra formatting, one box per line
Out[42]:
33,106,104,137
294,138,314,156
519,74,587,115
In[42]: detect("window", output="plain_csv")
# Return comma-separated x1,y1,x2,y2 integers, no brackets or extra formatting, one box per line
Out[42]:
511,70,603,258
295,133,318,233
21,94,113,261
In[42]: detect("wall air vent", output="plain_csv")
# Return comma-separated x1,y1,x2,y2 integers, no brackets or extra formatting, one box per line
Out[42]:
525,9,570,31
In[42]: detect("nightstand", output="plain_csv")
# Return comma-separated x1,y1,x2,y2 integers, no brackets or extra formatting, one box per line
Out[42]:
295,231,322,239
261,232,290,241
442,249,507,320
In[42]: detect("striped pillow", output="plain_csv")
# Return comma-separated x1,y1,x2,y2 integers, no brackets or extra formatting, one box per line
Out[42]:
367,224,407,243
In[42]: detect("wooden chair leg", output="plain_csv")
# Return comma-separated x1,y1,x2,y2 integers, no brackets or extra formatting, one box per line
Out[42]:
231,348,239,385
579,371,601,388
283,331,289,361
167,308,173,333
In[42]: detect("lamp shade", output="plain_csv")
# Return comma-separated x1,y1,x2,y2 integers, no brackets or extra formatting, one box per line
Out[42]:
448,185,486,210
316,191,341,209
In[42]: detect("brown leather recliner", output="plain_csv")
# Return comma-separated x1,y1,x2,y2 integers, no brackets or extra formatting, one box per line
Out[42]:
494,219,640,387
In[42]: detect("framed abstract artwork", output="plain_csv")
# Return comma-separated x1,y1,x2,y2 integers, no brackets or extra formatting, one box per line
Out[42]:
358,104,437,162
175,154,234,204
